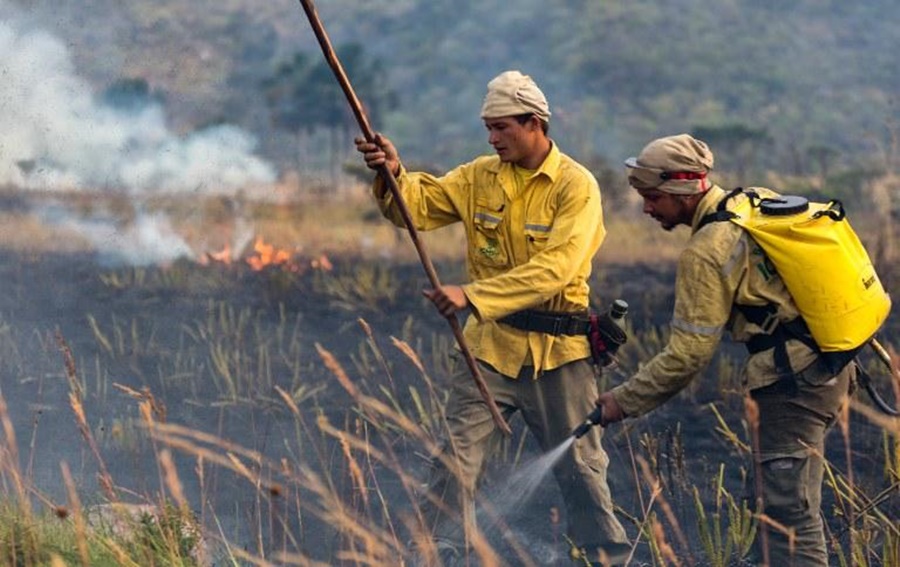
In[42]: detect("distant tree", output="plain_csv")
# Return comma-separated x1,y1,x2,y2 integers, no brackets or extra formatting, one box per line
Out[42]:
583,154,631,212
263,43,396,187
101,77,164,112
263,52,312,133
806,144,840,180
822,166,883,204
691,123,770,180
220,12,279,125
865,122,899,268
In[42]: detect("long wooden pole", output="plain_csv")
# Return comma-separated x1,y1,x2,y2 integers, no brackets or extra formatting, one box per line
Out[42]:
296,0,511,435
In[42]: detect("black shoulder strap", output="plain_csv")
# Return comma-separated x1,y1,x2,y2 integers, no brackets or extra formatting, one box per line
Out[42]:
697,187,747,230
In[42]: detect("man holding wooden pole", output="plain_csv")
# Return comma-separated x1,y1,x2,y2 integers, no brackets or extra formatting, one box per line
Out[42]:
356,70,630,566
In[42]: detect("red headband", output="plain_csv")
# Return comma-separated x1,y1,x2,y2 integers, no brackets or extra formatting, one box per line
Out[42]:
659,171,707,181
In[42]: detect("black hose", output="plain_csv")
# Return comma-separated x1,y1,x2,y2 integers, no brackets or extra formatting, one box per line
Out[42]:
856,361,900,417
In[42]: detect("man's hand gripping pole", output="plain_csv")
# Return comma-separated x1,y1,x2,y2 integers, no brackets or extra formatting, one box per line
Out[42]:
296,0,511,435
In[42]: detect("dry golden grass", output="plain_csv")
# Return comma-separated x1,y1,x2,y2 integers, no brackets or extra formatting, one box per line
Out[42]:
0,211,95,254
0,187,688,268
0,183,890,274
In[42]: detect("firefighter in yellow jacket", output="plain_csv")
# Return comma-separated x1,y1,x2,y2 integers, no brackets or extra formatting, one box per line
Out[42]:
595,134,856,566
356,70,629,566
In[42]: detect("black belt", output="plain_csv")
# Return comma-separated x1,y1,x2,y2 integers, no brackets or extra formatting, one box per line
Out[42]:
740,304,815,377
498,309,590,336
741,305,857,376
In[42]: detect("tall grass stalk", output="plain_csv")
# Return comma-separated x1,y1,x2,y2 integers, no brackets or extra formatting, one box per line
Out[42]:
636,455,691,565
57,332,117,502
60,461,89,567
692,464,756,566
744,394,770,566
839,392,857,560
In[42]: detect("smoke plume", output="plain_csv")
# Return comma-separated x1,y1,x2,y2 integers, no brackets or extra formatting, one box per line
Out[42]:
0,17,276,193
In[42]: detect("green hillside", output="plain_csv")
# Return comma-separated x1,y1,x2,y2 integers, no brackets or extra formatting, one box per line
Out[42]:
13,0,900,180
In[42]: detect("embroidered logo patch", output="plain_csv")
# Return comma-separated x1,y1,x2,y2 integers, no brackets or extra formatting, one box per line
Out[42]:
479,238,500,259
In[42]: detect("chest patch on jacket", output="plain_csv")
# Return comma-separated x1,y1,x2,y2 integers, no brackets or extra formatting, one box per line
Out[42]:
479,238,500,259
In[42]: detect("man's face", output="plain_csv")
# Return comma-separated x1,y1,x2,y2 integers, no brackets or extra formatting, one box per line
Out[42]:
636,188,693,231
483,116,540,166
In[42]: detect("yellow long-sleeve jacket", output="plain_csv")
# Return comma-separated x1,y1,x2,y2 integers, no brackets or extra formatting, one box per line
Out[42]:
373,143,605,378
612,185,819,417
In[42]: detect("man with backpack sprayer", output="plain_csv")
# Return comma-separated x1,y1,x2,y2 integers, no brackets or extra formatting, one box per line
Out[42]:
593,134,892,566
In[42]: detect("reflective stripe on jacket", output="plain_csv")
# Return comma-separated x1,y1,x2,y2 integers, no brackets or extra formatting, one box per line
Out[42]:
612,185,818,417
373,143,605,378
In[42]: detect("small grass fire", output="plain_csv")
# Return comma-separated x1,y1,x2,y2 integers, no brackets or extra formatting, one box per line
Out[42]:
199,235,332,273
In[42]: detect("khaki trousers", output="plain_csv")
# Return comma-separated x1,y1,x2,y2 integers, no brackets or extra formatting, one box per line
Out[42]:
750,361,855,567
418,356,628,559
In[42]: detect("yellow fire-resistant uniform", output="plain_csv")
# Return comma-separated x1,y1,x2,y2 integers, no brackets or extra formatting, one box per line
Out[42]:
611,185,855,566
374,142,629,562
375,144,599,378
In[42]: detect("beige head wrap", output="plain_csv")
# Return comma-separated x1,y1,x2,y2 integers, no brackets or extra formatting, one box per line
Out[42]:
480,70,551,123
624,134,715,194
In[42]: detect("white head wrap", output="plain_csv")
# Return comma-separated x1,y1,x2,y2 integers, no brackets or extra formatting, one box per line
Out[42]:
480,70,551,123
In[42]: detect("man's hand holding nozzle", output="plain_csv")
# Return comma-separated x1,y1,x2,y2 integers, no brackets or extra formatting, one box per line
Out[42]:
571,387,627,439
572,406,603,438
595,391,626,427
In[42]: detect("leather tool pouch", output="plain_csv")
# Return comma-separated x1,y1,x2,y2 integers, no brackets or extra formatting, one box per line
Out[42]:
588,312,627,367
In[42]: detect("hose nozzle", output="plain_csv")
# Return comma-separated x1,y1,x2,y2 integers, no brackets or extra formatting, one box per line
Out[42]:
572,406,604,439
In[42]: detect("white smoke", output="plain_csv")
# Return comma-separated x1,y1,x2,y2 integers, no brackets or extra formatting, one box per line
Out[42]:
59,211,196,267
0,18,276,193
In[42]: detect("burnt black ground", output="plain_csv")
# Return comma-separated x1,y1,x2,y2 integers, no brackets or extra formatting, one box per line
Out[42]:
0,249,896,565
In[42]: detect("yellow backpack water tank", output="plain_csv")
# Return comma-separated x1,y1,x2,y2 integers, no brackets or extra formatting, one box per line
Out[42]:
724,187,891,353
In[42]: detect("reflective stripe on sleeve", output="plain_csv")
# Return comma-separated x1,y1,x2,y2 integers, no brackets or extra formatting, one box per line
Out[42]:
722,234,746,276
671,317,723,336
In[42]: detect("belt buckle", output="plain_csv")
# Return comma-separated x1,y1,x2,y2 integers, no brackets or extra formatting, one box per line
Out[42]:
760,312,780,335
554,314,583,336
550,315,565,336
565,316,583,336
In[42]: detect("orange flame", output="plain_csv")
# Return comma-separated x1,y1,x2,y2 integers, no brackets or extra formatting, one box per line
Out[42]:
207,244,233,265
247,236,293,271
311,254,333,271
201,236,331,273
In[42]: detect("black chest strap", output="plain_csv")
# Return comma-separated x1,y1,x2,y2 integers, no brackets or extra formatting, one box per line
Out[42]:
738,303,819,377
